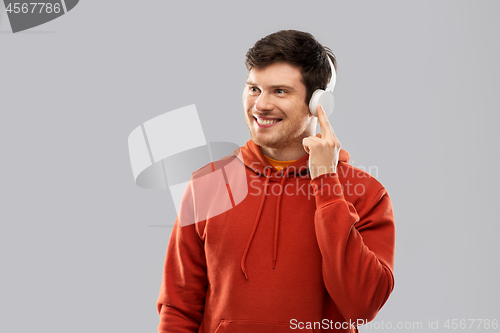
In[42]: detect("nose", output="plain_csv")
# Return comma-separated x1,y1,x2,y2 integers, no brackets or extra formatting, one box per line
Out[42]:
254,91,273,112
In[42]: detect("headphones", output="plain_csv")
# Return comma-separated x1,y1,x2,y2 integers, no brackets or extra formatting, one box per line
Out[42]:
308,55,336,117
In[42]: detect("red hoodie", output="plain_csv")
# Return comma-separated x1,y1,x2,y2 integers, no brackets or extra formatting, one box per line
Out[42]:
157,139,396,332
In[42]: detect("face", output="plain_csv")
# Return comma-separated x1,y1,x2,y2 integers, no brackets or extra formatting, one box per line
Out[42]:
243,62,317,152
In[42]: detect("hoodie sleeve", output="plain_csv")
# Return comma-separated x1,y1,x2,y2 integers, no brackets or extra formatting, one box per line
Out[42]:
156,217,208,333
311,173,395,323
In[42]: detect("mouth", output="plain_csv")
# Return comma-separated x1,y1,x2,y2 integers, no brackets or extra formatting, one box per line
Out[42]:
254,116,282,128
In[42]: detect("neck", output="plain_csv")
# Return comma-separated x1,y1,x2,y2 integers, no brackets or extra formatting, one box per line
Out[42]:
259,144,307,161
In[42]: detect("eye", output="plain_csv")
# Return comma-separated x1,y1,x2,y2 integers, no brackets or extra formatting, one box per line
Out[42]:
275,89,286,95
249,86,260,95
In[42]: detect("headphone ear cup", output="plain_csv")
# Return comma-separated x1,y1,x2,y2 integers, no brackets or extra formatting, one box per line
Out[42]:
309,89,335,117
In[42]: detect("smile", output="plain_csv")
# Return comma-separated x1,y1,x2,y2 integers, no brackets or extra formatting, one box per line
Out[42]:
254,117,282,127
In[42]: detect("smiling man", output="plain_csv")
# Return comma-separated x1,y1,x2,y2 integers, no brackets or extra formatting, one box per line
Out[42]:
245,62,312,159
157,30,396,333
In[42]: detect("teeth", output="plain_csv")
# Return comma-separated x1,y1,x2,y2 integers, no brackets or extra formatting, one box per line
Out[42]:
256,118,279,125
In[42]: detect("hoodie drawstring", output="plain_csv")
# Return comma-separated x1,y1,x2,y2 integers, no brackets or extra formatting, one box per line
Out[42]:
273,168,290,269
241,168,271,280
241,167,291,279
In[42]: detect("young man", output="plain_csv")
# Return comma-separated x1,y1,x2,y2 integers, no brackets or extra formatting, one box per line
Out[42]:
157,30,395,333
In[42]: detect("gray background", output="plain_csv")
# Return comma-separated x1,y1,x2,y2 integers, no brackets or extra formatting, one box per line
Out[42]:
1,0,499,332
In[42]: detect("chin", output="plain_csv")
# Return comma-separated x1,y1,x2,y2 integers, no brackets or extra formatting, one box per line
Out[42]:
251,135,286,150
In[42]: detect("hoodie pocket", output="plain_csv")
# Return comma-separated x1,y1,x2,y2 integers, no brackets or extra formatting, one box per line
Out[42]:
213,319,313,333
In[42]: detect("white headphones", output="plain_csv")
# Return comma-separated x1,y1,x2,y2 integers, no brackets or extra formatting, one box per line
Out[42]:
308,55,336,117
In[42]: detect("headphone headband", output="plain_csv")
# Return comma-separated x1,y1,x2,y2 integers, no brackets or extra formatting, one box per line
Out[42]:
308,54,336,117
325,55,336,92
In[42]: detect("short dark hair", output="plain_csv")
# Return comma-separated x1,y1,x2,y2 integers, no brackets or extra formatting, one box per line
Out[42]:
245,30,337,104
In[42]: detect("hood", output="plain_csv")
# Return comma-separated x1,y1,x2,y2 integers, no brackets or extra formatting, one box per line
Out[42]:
233,139,350,279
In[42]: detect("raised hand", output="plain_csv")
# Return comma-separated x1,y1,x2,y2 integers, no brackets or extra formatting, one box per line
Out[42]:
302,105,341,179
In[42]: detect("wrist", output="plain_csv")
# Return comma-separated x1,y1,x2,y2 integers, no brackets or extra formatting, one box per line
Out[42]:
309,164,336,180
310,173,345,207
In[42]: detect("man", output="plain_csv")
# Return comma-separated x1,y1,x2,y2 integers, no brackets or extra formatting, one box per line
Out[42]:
157,30,395,333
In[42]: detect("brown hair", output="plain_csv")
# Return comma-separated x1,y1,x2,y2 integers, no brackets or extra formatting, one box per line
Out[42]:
245,30,337,104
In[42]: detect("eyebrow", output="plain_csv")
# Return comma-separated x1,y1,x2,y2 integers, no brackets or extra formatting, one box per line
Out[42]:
245,81,296,92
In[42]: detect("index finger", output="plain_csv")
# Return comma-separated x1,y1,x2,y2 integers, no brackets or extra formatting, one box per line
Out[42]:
317,105,337,141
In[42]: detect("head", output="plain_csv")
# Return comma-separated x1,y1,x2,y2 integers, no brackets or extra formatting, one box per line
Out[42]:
243,30,337,154
246,30,337,104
